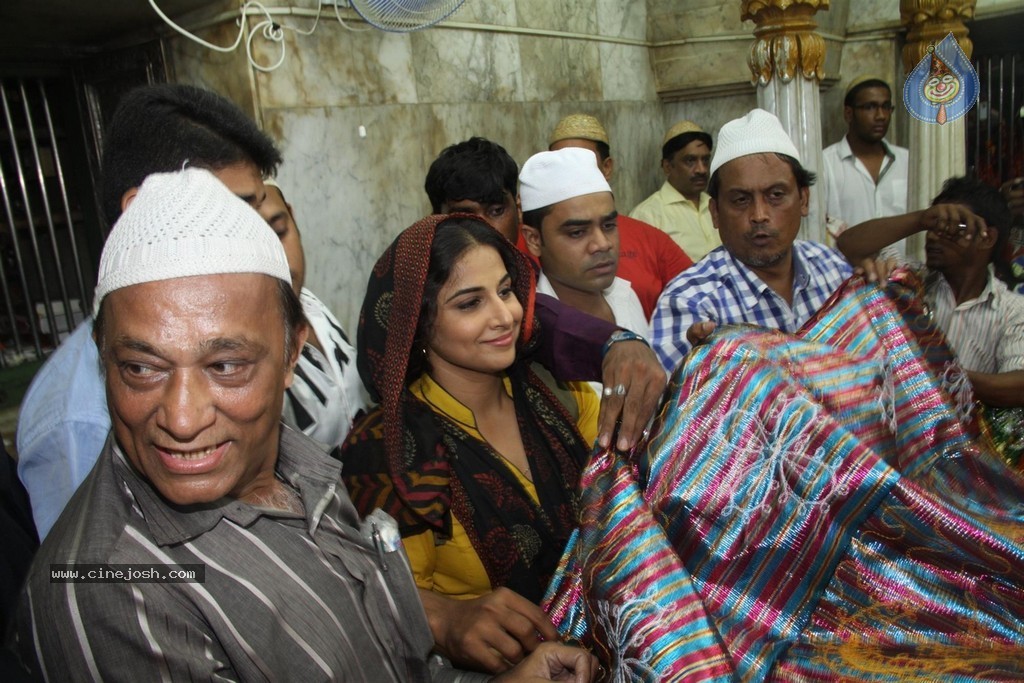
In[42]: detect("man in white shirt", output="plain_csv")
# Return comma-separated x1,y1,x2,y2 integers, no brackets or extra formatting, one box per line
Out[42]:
519,147,649,339
822,75,910,258
547,113,694,319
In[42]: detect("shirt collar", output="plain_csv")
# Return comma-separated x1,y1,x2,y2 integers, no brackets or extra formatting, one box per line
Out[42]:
535,272,556,298
538,271,628,300
410,372,513,436
976,264,999,303
928,264,1000,308
717,242,810,308
659,181,710,211
115,426,343,546
837,135,896,161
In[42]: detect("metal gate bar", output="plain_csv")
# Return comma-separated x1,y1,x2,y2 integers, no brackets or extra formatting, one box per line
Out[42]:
969,53,1024,186
0,77,89,365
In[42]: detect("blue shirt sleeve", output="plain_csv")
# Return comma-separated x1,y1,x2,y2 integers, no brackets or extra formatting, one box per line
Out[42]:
15,320,111,540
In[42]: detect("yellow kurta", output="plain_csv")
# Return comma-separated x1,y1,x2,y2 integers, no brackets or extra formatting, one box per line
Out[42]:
403,372,598,599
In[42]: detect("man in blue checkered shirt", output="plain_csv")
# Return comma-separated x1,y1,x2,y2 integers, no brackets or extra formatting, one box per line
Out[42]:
651,109,852,373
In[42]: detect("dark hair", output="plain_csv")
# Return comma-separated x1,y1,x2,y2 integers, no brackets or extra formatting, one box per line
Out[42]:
424,137,519,213
662,131,713,162
100,84,282,224
95,277,306,364
932,175,1015,280
844,79,891,107
408,216,522,381
521,205,553,233
277,278,308,358
706,153,815,199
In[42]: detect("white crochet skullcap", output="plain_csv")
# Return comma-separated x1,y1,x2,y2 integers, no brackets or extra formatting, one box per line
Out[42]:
519,147,612,212
92,167,290,315
709,108,801,178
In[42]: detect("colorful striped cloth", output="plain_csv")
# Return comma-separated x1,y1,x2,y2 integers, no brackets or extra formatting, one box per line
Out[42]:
543,270,1024,681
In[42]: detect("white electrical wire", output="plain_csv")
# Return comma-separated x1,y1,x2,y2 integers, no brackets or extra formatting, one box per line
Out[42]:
149,0,340,73
332,1,371,32
285,1,324,36
148,0,250,52
246,18,287,72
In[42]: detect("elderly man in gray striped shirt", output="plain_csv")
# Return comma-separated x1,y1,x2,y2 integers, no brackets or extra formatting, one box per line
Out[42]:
12,169,595,683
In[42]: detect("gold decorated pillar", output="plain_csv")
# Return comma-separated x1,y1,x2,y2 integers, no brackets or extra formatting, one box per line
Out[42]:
742,0,829,242
900,0,975,262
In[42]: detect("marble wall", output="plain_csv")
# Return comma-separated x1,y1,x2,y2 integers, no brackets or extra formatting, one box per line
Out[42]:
169,1,662,333
819,38,906,151
165,0,984,331
817,0,906,150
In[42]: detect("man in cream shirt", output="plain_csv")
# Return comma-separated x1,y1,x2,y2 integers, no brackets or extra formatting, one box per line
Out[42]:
631,120,721,261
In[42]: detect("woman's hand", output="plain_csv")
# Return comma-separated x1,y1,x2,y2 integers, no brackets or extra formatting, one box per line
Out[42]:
420,587,559,674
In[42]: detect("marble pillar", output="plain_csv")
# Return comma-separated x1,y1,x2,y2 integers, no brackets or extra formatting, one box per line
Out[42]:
900,0,976,261
742,0,830,243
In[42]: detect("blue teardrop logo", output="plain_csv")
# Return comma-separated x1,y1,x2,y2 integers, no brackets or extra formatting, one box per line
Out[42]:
903,32,979,125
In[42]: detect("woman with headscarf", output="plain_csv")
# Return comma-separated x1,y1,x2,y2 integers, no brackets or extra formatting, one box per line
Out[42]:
341,214,597,675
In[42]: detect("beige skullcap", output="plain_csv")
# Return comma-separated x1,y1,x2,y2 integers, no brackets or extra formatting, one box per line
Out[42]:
263,176,287,201
708,108,801,178
844,74,891,99
663,120,704,146
519,147,612,212
93,167,290,315
549,113,609,147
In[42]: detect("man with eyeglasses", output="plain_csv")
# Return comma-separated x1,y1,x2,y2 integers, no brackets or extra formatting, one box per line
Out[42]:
822,75,910,258
631,121,723,261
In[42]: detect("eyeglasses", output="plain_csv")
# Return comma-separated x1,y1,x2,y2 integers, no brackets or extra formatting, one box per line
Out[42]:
852,102,894,113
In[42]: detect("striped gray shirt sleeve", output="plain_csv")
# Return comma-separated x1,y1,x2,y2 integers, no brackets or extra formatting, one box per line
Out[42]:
14,430,488,683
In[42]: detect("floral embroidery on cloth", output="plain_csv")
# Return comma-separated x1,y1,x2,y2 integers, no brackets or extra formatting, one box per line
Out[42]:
543,269,1024,681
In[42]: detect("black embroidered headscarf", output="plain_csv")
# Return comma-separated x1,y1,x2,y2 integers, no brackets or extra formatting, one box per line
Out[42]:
343,214,587,601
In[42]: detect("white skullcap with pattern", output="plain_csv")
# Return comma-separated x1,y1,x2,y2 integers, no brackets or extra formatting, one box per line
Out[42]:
519,147,612,212
709,108,801,178
92,167,290,315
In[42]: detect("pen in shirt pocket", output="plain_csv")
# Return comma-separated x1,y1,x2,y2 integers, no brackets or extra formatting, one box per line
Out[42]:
363,509,401,572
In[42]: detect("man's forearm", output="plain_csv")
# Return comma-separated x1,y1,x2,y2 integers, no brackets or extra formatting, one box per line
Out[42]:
966,370,1024,408
836,210,925,263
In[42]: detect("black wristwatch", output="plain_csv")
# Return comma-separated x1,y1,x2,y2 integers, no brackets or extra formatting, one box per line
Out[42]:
601,329,648,358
